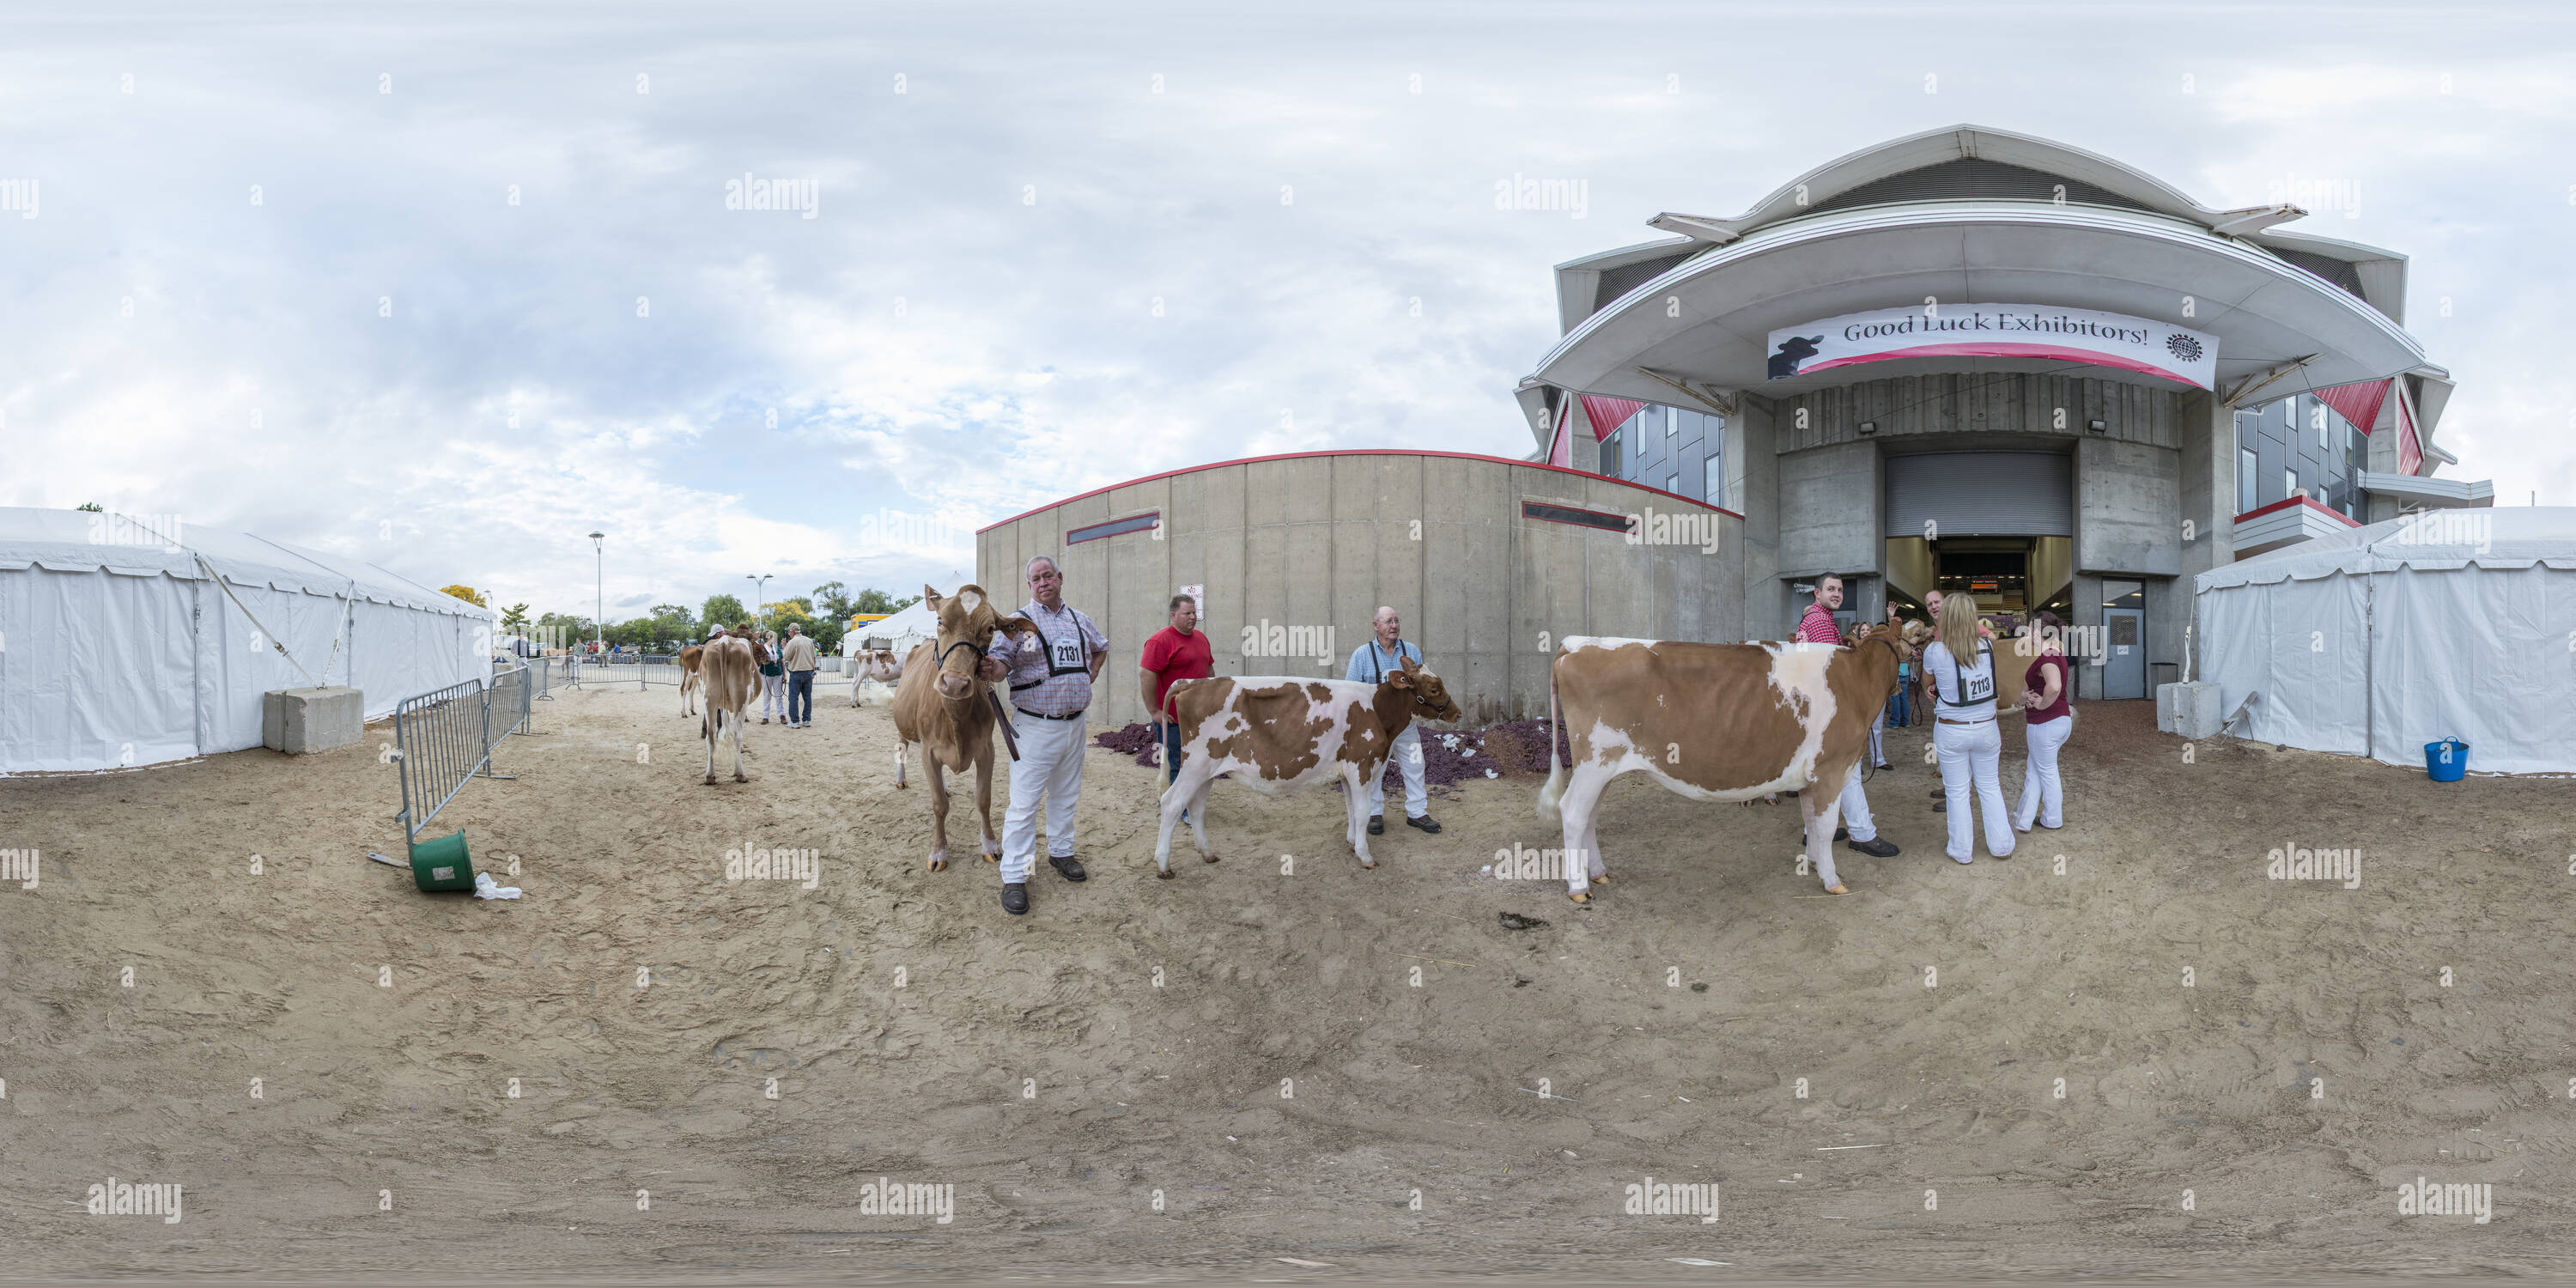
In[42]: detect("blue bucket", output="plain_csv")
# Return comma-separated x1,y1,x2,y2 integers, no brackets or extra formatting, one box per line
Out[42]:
2425,738,2469,782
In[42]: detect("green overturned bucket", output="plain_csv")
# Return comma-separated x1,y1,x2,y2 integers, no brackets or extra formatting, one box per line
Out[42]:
407,829,478,892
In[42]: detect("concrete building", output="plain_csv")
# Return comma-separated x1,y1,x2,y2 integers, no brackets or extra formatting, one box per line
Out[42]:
1522,125,2488,699
975,451,1737,726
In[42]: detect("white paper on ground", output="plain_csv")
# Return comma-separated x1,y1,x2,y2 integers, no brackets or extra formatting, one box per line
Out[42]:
473,872,523,899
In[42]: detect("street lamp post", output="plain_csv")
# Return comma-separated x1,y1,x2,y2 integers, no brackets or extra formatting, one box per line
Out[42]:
747,574,774,633
590,532,605,654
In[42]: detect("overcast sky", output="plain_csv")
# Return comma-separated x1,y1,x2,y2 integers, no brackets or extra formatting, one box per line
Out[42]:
7,2,2570,621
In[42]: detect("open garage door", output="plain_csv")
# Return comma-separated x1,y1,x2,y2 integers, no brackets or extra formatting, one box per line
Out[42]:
1883,451,2073,538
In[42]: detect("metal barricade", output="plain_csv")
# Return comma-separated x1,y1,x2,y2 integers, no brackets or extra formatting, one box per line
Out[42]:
390,666,528,847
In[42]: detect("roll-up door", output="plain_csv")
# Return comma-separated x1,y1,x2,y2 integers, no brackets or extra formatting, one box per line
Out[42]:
1882,451,2073,538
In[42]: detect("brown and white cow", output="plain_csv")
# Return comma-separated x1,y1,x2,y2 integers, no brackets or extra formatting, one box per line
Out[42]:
889,586,1034,872
678,643,705,717
697,632,758,785
1535,622,1917,902
1152,657,1458,878
848,647,902,707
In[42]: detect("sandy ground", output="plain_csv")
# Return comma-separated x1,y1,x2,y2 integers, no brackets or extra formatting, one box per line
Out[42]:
3,671,2575,1284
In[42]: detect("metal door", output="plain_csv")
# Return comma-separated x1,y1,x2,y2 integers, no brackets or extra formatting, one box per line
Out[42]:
2104,608,2145,699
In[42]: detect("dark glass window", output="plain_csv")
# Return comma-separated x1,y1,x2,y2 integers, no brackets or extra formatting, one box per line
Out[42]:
1522,500,1634,534
1066,512,1159,544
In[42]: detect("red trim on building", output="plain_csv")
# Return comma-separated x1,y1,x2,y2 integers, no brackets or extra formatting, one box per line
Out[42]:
975,449,1744,534
1799,343,2202,388
2312,379,2390,439
1577,393,1647,443
2233,495,2363,527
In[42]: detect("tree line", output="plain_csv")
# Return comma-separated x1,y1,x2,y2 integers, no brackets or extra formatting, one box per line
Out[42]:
440,582,920,655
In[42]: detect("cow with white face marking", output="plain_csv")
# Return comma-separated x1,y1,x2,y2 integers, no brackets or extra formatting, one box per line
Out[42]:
1535,622,1920,902
889,585,1035,872
1152,657,1458,878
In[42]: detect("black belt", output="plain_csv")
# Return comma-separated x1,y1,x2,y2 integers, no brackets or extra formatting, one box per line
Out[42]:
1016,708,1085,722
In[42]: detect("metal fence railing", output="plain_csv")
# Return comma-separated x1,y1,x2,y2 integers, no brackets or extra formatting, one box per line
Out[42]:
390,665,530,848
570,653,686,690
491,656,561,701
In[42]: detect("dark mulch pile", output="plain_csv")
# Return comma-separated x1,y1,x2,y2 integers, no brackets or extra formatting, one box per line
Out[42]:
1094,717,1573,792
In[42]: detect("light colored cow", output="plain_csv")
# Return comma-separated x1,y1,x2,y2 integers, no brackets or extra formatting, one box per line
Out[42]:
679,643,704,717
848,648,903,707
1536,621,1917,901
1152,657,1458,878
889,586,1034,872
697,632,758,785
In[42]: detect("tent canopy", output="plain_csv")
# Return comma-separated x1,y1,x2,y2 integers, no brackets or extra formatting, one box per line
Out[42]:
842,586,951,659
2193,507,2576,775
0,507,491,774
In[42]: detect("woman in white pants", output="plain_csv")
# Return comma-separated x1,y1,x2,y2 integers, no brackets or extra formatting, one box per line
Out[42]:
1923,592,2014,864
2014,611,2074,831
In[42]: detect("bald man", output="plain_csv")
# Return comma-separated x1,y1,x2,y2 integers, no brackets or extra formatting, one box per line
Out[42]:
1343,606,1440,835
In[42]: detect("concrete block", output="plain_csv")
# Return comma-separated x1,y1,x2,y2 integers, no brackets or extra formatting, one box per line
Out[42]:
264,686,364,755
2157,680,2222,739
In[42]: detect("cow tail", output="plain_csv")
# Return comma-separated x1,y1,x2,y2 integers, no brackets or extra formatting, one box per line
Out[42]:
1535,650,1565,824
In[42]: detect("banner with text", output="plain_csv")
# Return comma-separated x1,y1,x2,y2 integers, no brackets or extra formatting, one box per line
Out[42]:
1766,304,2218,390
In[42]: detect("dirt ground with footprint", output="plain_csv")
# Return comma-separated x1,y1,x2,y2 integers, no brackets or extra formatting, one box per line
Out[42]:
4,677,2573,1281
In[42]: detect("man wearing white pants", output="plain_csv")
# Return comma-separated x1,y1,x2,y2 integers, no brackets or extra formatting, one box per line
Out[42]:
977,554,1109,917
2014,611,2075,832
1795,575,1900,860
1924,592,2014,863
1346,607,1440,836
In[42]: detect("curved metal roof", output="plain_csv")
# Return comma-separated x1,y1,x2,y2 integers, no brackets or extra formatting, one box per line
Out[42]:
1529,201,2429,409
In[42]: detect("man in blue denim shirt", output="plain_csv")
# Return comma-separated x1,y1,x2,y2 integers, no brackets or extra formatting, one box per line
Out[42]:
1344,606,1440,837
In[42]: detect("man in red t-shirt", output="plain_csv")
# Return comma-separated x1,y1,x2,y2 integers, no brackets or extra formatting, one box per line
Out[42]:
1138,593,1215,806
1793,575,1900,860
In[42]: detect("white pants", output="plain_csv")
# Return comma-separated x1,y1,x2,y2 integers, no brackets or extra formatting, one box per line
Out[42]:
1367,723,1428,819
1868,708,1887,767
1002,712,1085,883
1841,765,1878,841
1935,719,2014,861
760,673,784,718
2015,714,2072,830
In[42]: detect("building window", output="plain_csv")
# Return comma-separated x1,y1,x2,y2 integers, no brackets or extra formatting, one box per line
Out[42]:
1601,430,1622,478
2286,468,2300,501
1665,472,1680,495
1522,499,1635,535
1066,512,1160,544
1666,410,1679,437
2239,447,2257,514
1704,447,1725,509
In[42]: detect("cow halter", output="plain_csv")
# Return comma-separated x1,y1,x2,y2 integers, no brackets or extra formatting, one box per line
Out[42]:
936,637,986,675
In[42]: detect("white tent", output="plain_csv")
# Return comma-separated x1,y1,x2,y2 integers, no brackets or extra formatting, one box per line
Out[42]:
841,586,952,662
0,507,493,774
2194,507,2576,775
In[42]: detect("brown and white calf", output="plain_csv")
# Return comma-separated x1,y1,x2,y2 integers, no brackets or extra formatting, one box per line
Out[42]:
697,632,759,785
1535,622,1916,901
678,643,705,717
889,586,1034,871
1152,657,1457,878
848,647,902,707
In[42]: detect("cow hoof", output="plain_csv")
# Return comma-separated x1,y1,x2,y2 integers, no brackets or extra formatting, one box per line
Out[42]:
702,775,717,786
927,854,949,872
983,852,1000,864
1202,853,1219,865
1569,891,1589,903
1825,884,1849,895
1156,868,1176,880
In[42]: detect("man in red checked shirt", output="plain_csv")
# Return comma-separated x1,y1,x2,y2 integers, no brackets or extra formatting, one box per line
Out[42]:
1796,574,1900,860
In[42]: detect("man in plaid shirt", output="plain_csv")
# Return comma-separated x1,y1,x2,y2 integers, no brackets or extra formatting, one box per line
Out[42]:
1796,574,1900,860
975,554,1109,916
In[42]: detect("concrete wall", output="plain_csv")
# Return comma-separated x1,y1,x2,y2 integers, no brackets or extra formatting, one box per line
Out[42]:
1777,440,1880,580
2075,436,2181,577
979,452,1745,728
1736,395,1793,640
1777,374,2181,453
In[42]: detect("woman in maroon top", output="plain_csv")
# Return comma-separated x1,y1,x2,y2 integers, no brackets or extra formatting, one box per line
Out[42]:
2013,611,2074,832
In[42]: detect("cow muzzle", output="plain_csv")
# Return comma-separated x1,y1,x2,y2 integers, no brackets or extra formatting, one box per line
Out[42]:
935,671,973,699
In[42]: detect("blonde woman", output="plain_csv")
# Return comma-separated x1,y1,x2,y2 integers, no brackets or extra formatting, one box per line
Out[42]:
2014,611,2075,832
1924,592,2014,864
